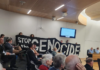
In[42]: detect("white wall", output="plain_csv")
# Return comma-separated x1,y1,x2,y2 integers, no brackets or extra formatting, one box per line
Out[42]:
0,9,99,58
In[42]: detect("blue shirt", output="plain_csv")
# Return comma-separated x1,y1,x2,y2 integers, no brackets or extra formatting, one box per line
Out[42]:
88,49,94,54
95,49,99,54
49,67,59,70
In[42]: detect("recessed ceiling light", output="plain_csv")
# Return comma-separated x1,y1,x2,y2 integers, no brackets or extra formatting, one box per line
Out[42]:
27,10,32,14
57,17,64,20
55,4,65,11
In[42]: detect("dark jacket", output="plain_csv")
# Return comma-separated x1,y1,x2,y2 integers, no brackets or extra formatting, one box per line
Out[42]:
0,45,3,54
49,67,59,70
85,64,94,70
27,49,41,65
5,42,13,53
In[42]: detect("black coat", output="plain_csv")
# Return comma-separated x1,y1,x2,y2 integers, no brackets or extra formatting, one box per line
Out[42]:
27,49,41,65
85,64,94,70
0,45,3,54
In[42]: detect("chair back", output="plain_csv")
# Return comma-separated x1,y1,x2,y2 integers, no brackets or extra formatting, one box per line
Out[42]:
87,50,89,55
97,59,100,70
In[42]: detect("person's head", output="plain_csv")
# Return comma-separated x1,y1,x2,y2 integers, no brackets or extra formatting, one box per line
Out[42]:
86,58,93,67
19,32,23,35
61,40,63,43
1,34,5,38
29,43,37,49
0,37,4,44
97,47,99,50
30,34,34,37
65,55,81,70
66,40,69,43
6,38,12,44
91,47,93,50
42,54,53,67
53,47,57,52
53,53,66,70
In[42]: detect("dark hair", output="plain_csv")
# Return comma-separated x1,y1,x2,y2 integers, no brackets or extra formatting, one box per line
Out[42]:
28,43,33,48
6,37,12,42
30,34,34,37
1,34,5,37
97,47,99,49
19,32,22,35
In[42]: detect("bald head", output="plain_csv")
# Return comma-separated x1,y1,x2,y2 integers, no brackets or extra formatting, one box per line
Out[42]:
65,55,80,70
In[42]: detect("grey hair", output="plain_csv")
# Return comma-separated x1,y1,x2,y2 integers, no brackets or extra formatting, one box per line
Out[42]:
42,54,52,65
53,53,66,68
65,55,80,70
0,63,2,70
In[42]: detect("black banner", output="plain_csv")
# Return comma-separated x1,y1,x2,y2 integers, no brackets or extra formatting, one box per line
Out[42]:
16,35,80,56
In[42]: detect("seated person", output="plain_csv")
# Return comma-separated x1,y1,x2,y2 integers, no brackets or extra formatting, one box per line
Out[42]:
27,43,41,66
88,47,94,54
65,55,86,70
49,53,66,70
51,47,57,57
30,34,34,37
32,43,39,57
0,34,5,38
88,47,94,57
0,37,17,69
84,58,94,70
19,32,23,35
39,54,53,70
5,38,23,60
95,47,99,54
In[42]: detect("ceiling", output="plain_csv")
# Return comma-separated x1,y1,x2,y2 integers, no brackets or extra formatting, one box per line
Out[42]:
0,0,100,24
86,2,100,20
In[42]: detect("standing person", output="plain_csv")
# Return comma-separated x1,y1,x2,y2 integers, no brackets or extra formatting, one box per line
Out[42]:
60,40,63,43
84,58,94,70
0,37,17,69
39,54,53,70
19,32,23,35
95,47,99,54
30,34,34,37
66,40,69,43
51,47,57,57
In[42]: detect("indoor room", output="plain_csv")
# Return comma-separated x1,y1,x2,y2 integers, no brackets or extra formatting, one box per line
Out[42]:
0,0,100,70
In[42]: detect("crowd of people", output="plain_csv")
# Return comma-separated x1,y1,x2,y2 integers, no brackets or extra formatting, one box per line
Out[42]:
0,32,95,70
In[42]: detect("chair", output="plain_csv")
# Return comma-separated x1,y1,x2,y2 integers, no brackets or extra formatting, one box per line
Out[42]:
26,53,39,70
97,59,100,70
87,50,92,57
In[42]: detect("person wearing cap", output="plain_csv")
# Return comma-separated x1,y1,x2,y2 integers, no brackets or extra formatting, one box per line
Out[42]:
27,43,41,66
84,58,94,70
95,47,99,54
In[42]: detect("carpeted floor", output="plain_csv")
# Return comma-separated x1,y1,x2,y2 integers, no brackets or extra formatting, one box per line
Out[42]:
16,59,26,70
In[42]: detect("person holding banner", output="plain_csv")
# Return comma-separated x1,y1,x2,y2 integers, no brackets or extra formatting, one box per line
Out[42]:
30,34,34,37
19,32,23,35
